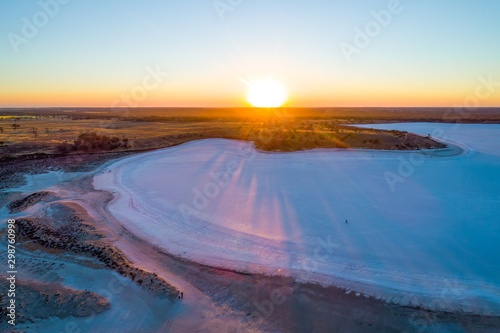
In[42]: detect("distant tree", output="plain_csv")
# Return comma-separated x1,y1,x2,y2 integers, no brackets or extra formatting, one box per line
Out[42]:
122,136,130,148
0,126,3,132
32,127,38,138
11,123,20,131
69,131,128,152
45,128,50,135
57,140,70,154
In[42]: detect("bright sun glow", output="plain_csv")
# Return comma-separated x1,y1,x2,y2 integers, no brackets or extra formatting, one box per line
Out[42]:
246,78,288,107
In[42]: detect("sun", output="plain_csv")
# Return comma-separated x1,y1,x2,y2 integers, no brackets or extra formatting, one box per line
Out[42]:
246,78,288,108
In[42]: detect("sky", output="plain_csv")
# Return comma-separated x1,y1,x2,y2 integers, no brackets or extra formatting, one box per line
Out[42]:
1,0,499,107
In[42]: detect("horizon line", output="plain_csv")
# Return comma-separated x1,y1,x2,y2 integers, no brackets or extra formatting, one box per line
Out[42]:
1,106,500,110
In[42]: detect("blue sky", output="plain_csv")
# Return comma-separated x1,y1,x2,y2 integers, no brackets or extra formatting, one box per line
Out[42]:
1,0,499,106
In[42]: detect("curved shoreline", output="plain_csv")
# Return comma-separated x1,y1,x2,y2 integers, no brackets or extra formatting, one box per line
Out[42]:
93,123,500,316
3,123,500,331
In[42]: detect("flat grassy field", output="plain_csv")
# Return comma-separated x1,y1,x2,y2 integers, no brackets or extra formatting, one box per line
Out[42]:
1,107,498,158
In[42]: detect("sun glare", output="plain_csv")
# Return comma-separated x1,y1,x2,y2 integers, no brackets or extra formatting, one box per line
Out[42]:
246,78,288,108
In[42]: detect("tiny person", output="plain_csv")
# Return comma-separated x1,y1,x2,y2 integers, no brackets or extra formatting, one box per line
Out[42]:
345,219,348,224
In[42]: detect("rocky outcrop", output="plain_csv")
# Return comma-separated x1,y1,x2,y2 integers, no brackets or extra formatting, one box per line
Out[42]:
15,211,178,298
0,276,110,324
7,191,51,214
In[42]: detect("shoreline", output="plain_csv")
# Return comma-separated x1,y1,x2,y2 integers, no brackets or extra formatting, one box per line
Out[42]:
93,126,497,315
2,123,500,332
54,171,500,331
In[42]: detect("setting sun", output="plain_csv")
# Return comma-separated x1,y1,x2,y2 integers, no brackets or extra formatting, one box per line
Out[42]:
246,78,288,108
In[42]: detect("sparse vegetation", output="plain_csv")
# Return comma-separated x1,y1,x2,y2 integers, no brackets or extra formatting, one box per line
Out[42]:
230,120,431,151
57,131,131,154
0,107,479,158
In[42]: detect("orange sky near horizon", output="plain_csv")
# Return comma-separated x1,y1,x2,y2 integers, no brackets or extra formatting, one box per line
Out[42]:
2,82,498,108
1,1,499,109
